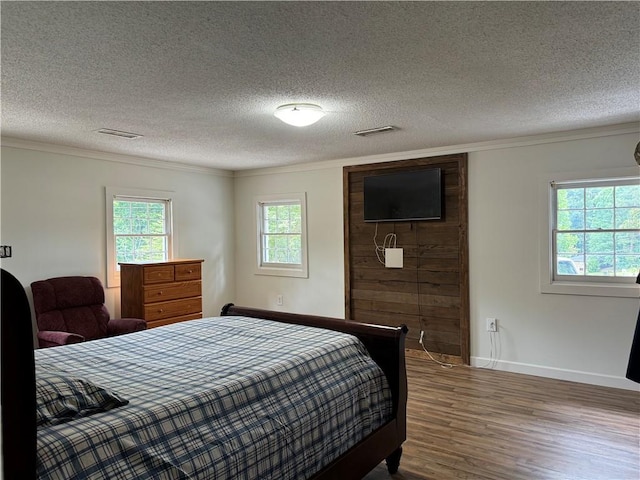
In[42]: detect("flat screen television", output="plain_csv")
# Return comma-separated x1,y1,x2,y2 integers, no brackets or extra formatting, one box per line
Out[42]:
363,168,442,222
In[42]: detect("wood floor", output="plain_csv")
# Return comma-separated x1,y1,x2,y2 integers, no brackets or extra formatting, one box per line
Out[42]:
363,356,640,480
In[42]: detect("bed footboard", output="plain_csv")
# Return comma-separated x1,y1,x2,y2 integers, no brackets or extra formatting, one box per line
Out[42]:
220,303,408,479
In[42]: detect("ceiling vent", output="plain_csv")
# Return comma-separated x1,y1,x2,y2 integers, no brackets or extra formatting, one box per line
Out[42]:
96,128,142,139
353,125,397,137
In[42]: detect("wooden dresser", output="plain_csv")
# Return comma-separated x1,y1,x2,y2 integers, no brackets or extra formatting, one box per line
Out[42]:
119,259,204,329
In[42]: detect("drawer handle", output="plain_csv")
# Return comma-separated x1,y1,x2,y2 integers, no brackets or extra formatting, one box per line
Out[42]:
157,291,163,295
188,269,193,274
158,309,164,313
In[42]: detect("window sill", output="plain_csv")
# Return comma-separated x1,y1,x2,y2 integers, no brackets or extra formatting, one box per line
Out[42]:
255,266,308,279
540,280,639,298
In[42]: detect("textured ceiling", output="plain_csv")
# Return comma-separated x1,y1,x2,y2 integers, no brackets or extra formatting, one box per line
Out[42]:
1,1,639,171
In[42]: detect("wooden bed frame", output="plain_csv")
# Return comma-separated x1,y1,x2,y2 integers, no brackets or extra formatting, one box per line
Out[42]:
2,268,37,480
221,303,408,479
0,267,407,480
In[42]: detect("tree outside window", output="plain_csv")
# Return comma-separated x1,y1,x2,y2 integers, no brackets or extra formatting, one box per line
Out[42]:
106,187,173,287
261,203,302,265
255,192,308,278
555,180,639,279
113,199,170,264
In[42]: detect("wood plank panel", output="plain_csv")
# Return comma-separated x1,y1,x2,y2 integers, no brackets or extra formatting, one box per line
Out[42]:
352,280,419,294
417,257,461,272
352,268,460,289
352,299,420,316
418,305,462,320
344,154,469,363
350,243,459,259
351,288,417,304
420,315,461,333
351,309,419,328
405,338,461,356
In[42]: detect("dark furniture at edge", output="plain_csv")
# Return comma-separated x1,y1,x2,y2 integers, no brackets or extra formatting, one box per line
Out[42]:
221,303,409,478
1,269,37,480
625,272,640,383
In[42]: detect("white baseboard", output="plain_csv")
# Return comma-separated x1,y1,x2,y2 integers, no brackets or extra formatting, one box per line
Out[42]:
471,357,640,391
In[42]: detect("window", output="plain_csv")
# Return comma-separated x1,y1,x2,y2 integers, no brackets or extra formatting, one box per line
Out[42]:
540,170,639,298
553,178,639,281
106,187,173,287
255,193,308,278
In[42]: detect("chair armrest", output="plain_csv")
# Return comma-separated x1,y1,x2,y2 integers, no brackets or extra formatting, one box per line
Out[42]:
37,330,84,348
108,318,147,336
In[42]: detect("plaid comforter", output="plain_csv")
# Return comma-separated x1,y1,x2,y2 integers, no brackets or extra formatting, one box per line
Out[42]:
35,315,392,479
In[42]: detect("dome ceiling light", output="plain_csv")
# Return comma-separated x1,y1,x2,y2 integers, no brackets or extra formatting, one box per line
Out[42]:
274,103,325,127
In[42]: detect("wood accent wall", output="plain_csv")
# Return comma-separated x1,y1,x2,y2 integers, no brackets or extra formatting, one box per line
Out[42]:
343,154,469,363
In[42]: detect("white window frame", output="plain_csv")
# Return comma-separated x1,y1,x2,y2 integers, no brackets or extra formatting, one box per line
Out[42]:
539,167,639,298
106,186,174,287
255,192,308,278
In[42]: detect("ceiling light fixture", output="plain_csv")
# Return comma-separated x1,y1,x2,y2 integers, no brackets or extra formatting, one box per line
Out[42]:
274,103,325,127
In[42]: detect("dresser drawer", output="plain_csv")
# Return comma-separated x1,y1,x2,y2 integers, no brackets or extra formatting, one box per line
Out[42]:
143,281,201,304
144,297,202,321
120,259,204,325
144,265,174,284
175,262,201,281
147,313,203,329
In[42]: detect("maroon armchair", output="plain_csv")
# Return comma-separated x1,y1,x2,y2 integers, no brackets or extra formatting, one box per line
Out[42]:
31,276,146,348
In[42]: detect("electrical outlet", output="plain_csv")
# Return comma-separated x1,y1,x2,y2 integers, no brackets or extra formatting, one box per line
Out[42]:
0,246,12,258
276,294,283,306
486,317,497,332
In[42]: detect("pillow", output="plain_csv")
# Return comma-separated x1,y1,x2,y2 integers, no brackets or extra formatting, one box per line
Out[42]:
36,370,129,427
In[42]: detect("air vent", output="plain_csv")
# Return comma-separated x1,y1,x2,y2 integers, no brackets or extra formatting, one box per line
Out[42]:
96,128,142,139
353,125,397,137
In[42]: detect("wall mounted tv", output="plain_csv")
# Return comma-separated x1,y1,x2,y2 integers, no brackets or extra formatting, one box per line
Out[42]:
363,167,442,222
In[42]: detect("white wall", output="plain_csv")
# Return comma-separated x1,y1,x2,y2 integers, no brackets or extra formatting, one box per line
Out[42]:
234,127,640,390
468,133,639,389
0,144,236,332
234,167,345,318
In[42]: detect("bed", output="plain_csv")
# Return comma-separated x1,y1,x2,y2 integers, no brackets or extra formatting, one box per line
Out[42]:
1,269,408,480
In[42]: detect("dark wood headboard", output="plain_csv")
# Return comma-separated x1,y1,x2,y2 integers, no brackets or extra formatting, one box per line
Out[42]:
1,268,37,479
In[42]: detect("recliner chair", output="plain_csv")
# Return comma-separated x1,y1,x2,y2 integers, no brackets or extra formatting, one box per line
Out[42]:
31,276,146,348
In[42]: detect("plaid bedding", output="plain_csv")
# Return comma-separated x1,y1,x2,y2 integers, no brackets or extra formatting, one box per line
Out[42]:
35,315,392,480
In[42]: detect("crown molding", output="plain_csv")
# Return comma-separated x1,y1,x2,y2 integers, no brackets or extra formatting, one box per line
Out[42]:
0,137,234,178
2,122,637,179
235,122,640,178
